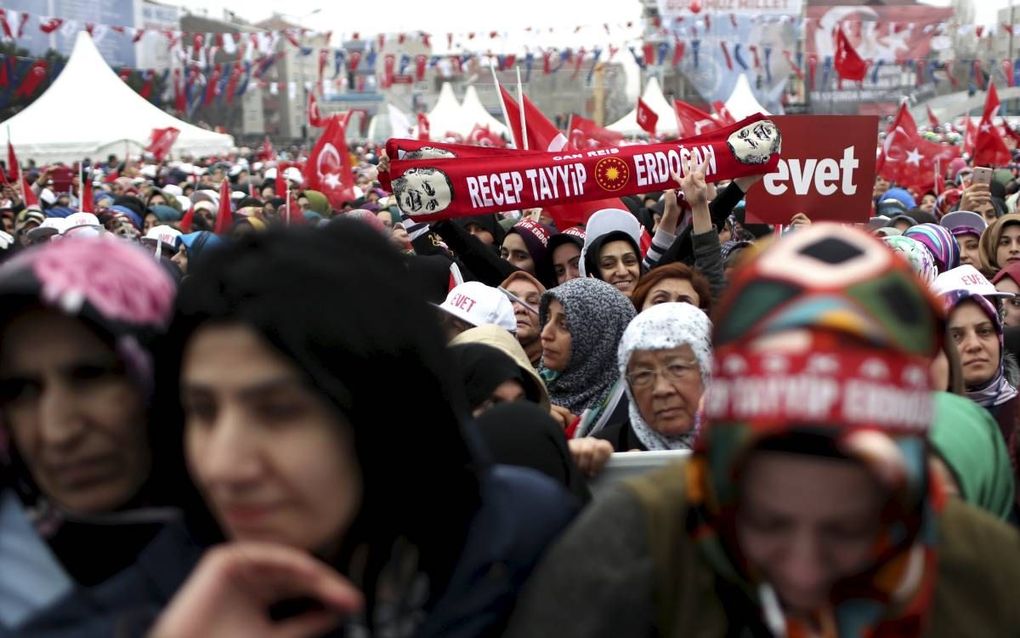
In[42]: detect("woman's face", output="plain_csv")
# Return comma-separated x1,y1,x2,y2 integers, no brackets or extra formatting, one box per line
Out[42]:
641,277,701,311
626,345,703,435
501,233,536,274
552,243,581,284
143,213,158,234
919,193,936,212
949,300,1000,387
182,323,362,555
471,379,527,417
540,299,571,372
0,309,149,514
996,278,1020,328
597,240,640,296
955,232,981,267
996,223,1020,268
736,452,885,617
149,195,166,207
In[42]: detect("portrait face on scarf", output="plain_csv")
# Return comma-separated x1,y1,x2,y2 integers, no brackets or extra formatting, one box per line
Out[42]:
0,308,150,514
949,300,1000,387
181,323,362,554
392,168,454,216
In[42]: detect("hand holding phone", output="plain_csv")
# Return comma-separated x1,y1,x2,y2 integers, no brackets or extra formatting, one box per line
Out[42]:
972,166,993,186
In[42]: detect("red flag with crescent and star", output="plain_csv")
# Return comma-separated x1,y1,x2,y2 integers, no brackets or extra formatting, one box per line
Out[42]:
636,97,658,135
973,84,1011,167
303,116,357,209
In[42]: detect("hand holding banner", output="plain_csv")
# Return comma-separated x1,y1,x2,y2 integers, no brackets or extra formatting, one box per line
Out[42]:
385,114,782,221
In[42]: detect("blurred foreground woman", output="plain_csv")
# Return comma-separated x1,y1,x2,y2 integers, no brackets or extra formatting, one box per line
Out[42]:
152,223,576,637
505,224,1020,638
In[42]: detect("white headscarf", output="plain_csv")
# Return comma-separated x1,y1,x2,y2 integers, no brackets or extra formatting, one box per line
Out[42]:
617,302,713,450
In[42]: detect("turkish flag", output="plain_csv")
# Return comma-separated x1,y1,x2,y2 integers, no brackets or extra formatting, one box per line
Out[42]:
258,136,274,161
974,84,1011,167
498,85,569,151
14,59,47,98
674,100,720,139
7,140,19,183
303,116,356,210
878,103,960,194
145,127,180,162
213,178,233,235
20,176,37,207
38,17,63,34
927,105,939,129
81,169,93,213
416,113,430,141
711,101,737,125
567,114,624,149
466,124,506,147
636,97,658,135
834,27,867,82
308,91,325,128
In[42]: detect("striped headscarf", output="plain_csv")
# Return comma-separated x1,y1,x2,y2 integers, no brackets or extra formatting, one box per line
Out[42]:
903,223,960,274
941,289,1017,409
883,235,937,285
688,223,944,638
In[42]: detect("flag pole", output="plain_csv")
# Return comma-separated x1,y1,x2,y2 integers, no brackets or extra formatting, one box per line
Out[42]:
490,65,515,149
285,181,291,226
516,67,529,151
78,162,84,211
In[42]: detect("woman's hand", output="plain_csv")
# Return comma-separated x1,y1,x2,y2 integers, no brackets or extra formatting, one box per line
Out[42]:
567,437,614,478
549,404,577,430
377,152,390,174
958,181,991,213
673,155,715,234
789,212,812,229
151,542,363,638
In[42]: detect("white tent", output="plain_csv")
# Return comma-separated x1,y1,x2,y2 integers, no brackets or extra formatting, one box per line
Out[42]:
426,82,466,139
724,74,770,120
606,77,678,136
459,85,509,138
0,32,233,164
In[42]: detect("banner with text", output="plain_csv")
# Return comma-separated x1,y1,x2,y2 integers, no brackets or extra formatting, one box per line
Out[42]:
385,114,782,221
745,115,877,224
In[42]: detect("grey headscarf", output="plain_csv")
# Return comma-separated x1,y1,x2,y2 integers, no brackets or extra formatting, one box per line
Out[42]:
617,302,712,450
539,278,636,415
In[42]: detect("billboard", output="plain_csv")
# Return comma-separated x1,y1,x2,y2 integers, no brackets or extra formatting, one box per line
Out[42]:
806,5,955,64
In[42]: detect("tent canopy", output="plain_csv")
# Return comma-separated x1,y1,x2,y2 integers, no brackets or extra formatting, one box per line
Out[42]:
460,85,509,138
724,74,770,120
606,77,679,136
0,32,233,164
426,82,466,139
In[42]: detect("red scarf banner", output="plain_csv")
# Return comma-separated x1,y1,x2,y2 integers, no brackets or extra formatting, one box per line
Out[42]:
384,114,781,221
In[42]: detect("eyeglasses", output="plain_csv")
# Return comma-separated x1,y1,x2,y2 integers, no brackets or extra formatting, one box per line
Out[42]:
626,360,699,389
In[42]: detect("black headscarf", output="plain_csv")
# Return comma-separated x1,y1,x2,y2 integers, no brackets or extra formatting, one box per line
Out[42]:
451,343,542,411
582,230,643,284
473,402,590,504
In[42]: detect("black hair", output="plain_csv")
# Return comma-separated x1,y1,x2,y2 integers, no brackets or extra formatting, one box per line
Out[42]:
153,222,483,623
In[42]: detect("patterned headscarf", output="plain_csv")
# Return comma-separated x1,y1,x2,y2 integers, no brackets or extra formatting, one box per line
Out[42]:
883,235,938,285
539,278,635,416
941,289,1017,409
903,223,960,273
617,303,712,450
688,223,944,638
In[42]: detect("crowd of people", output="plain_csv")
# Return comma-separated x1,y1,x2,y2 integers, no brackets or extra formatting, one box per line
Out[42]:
0,123,1018,638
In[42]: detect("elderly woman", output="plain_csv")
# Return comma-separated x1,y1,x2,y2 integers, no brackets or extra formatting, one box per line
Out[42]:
539,278,636,437
0,237,198,635
151,223,576,637
505,224,1020,638
596,303,711,451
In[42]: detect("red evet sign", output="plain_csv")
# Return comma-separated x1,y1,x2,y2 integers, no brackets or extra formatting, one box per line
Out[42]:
745,115,878,225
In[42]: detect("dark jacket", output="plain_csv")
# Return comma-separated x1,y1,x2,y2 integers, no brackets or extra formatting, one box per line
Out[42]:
505,462,1020,638
594,418,648,452
415,465,578,638
5,522,202,638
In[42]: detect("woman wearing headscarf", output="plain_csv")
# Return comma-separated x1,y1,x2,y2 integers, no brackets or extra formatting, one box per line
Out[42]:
539,278,636,437
596,303,711,452
450,343,545,416
902,222,961,274
883,235,938,285
942,288,1020,509
505,224,1020,638
0,237,201,635
979,212,1020,277
151,223,577,637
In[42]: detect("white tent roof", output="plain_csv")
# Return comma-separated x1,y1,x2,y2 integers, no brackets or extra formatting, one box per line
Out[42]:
606,77,678,136
0,32,233,164
427,82,466,139
459,85,509,138
724,74,770,120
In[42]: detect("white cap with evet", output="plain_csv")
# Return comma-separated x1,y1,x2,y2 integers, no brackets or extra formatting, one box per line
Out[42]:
934,264,1014,299
437,281,517,333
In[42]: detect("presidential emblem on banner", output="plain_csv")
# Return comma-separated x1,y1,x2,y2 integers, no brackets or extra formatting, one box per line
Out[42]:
595,156,630,191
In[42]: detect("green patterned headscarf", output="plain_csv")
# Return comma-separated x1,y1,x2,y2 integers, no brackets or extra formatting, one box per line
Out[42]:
688,223,946,638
